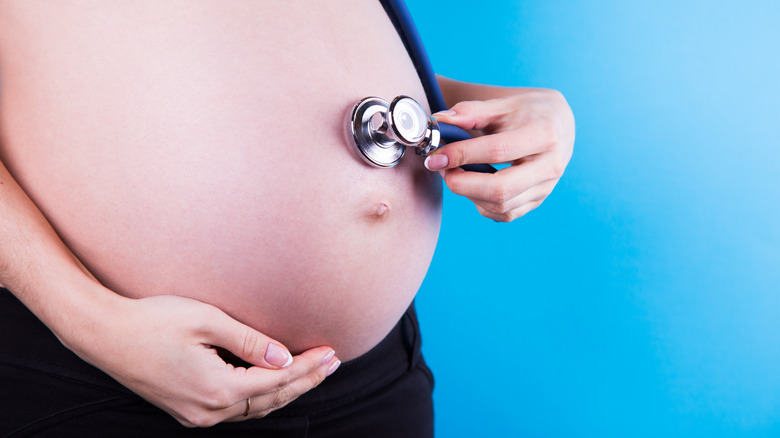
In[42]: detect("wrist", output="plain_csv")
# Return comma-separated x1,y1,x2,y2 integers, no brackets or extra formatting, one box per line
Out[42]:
22,271,129,358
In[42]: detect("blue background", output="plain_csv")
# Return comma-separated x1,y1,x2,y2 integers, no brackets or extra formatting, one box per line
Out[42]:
405,1,780,436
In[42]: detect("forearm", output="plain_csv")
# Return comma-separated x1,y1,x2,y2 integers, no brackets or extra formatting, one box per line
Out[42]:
436,75,524,108
0,158,122,349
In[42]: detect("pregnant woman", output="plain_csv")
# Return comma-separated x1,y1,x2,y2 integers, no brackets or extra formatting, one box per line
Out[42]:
0,1,574,436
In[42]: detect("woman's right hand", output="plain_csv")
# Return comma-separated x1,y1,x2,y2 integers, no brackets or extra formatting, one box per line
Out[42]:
67,293,340,427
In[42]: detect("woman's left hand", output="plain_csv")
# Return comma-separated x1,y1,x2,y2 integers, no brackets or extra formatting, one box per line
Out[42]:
426,87,575,222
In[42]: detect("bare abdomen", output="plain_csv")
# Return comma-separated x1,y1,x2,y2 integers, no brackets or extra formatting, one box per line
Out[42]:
0,0,442,360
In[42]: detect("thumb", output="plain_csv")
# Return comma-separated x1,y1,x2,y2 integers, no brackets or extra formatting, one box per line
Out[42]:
205,311,293,369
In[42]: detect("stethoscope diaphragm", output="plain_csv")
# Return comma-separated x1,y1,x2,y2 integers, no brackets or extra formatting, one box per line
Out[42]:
348,97,405,168
348,95,440,168
347,95,496,173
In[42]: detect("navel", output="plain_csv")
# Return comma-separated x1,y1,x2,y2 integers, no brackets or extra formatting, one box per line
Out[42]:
365,201,391,221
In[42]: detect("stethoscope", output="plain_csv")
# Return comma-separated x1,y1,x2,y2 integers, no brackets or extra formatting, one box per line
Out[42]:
347,95,496,173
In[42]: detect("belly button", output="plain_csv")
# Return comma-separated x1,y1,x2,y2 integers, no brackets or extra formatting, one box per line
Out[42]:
366,201,391,221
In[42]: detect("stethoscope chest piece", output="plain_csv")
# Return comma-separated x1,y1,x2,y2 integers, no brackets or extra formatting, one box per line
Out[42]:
348,95,441,168
347,95,496,174
349,97,405,168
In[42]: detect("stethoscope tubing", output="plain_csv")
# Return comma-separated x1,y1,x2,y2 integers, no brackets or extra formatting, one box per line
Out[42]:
439,123,497,174
377,1,495,174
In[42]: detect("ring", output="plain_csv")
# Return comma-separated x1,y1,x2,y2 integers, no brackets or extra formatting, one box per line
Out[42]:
243,397,251,417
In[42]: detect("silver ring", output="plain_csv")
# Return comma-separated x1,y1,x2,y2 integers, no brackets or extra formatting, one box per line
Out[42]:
243,397,251,417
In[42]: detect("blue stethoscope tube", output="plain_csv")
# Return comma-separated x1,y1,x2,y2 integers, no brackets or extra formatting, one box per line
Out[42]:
439,123,497,174
380,0,496,174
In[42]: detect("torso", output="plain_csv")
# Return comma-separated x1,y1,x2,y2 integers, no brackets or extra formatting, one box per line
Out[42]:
0,0,442,360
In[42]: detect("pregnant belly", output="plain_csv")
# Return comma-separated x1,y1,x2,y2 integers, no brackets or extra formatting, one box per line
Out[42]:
0,1,442,360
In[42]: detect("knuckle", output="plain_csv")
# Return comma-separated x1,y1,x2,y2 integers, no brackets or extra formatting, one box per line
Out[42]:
487,140,510,163
529,87,563,104
539,120,559,153
536,87,562,100
548,159,566,179
176,416,198,428
451,147,468,167
507,207,527,222
522,113,558,154
487,183,513,204
274,367,295,391
546,88,566,103
270,388,289,410
494,201,511,214
202,386,233,410
310,369,326,388
493,210,514,222
454,100,478,115
241,330,262,360
480,201,509,215
270,382,301,412
183,411,220,428
452,100,480,129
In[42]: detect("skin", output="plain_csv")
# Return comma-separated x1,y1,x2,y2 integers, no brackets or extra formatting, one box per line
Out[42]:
430,76,575,222
0,1,441,362
0,1,574,428
0,0,437,426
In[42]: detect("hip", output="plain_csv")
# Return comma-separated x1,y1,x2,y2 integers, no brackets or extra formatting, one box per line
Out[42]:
0,288,434,437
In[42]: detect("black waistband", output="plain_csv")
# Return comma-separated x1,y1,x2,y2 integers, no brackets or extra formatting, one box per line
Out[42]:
0,288,422,416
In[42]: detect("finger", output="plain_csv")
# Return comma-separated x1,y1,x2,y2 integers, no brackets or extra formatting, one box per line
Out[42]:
236,356,338,421
427,120,557,170
432,99,510,132
441,158,561,205
219,397,254,423
239,346,337,397
472,180,557,222
225,347,340,421
475,199,543,222
202,309,294,369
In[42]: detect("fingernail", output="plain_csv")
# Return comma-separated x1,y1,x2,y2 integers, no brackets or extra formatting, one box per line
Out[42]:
326,360,341,377
321,349,335,364
433,110,456,116
265,343,293,368
424,154,449,171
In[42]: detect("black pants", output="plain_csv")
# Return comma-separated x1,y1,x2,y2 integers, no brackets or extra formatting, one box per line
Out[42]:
0,289,434,437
